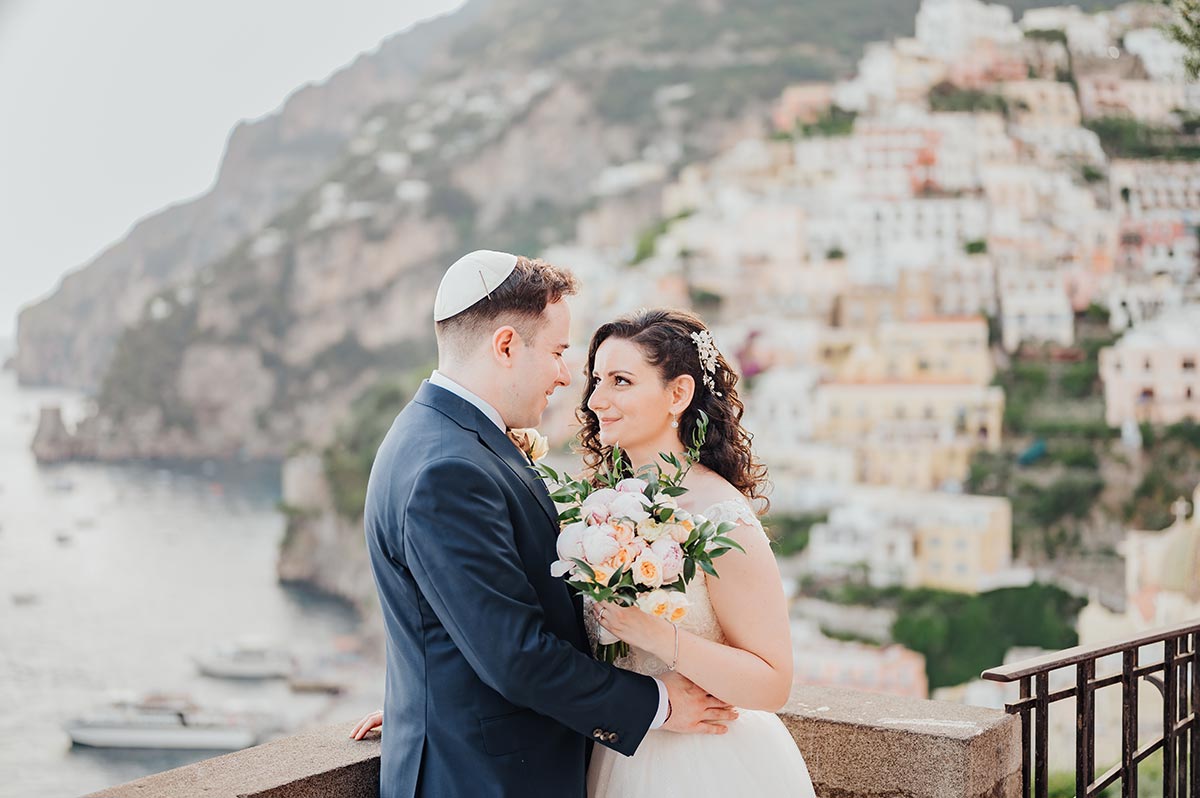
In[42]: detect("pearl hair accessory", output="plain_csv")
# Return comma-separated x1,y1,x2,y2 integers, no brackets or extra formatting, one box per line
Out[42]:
690,329,723,397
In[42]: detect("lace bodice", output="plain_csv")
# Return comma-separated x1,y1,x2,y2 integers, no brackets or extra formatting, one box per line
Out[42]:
583,500,764,678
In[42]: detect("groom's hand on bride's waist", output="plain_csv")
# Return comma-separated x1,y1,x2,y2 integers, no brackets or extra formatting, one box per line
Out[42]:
659,671,739,735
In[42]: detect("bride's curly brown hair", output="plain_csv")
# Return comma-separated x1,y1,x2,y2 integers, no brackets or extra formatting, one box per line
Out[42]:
576,308,770,513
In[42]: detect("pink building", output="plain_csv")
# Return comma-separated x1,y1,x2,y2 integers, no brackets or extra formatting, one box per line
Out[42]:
773,83,836,131
791,629,929,700
1099,306,1200,426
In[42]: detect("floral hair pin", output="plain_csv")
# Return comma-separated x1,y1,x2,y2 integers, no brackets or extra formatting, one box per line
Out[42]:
690,329,722,397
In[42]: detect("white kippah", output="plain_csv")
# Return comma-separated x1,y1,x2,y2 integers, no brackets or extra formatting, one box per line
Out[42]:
433,250,520,322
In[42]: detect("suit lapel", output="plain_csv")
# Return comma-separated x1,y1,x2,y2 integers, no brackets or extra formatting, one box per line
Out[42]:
475,422,561,530
413,381,560,531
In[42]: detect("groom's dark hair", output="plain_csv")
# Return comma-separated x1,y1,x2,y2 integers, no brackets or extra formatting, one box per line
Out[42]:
436,255,578,360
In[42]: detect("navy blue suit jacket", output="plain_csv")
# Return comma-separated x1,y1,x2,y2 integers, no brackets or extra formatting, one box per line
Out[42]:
364,381,660,798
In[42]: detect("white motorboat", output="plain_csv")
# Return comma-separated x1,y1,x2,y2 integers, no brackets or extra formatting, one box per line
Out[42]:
194,638,295,680
65,694,263,750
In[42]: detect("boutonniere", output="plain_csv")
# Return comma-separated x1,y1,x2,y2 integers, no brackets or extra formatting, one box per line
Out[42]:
507,428,550,463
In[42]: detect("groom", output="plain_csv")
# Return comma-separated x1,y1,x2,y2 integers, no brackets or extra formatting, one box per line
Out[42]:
364,251,734,798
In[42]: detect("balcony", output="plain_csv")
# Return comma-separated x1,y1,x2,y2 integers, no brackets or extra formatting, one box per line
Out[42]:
85,685,1020,798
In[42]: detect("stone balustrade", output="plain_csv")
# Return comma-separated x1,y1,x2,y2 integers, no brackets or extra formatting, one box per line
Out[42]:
87,685,1020,798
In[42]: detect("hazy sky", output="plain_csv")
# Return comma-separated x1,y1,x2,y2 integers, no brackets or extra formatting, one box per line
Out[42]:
0,0,463,339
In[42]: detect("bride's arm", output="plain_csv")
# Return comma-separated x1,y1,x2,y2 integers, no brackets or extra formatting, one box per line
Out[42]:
597,521,793,711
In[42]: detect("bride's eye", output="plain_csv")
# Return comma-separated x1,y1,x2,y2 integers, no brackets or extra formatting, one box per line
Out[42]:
615,376,630,386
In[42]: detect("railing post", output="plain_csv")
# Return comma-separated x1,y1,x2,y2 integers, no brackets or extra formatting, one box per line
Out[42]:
1035,671,1049,798
1166,637,1179,798
1192,632,1200,798
1020,675,1032,798
1122,648,1139,798
1076,659,1094,798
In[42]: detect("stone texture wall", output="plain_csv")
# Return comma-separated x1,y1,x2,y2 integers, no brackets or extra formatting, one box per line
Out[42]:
86,686,1021,798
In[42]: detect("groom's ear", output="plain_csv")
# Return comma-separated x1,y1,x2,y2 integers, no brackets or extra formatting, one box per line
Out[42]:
491,325,519,365
668,374,696,414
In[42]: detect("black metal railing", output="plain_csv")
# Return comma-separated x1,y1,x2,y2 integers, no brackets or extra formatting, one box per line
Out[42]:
982,618,1200,798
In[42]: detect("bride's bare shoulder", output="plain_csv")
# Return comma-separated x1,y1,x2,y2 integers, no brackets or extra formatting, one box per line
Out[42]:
681,466,749,514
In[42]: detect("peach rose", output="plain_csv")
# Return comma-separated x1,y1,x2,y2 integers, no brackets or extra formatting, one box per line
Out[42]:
632,549,664,589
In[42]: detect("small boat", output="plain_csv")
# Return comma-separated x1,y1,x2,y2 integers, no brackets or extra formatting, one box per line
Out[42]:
194,639,295,680
55,532,73,546
65,693,265,750
11,592,38,606
287,671,345,695
49,477,76,493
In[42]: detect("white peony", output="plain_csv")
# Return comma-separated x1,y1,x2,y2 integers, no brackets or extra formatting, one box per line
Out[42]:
582,524,621,565
651,538,685,582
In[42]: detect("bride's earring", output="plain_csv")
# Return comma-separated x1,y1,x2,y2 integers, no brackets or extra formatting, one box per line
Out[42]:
670,414,679,429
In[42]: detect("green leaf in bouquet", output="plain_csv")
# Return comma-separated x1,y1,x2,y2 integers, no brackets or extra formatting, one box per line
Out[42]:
665,576,687,592
711,535,747,554
607,566,625,588
570,558,596,580
683,558,696,582
698,559,719,578
566,580,595,595
708,546,731,558
656,507,675,523
559,507,581,524
660,486,687,497
549,488,578,503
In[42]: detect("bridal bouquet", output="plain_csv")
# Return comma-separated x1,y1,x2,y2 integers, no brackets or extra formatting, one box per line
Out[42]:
534,413,744,663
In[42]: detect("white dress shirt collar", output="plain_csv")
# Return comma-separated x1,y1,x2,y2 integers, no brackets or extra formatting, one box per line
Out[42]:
429,370,507,431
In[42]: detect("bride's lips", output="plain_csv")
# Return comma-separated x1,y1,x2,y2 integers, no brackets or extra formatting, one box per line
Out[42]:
598,417,620,426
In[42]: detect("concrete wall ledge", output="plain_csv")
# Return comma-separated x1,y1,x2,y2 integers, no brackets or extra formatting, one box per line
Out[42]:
88,686,1020,798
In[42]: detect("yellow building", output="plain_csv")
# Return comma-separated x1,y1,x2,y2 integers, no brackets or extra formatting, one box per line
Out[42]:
838,316,993,386
813,381,1005,449
813,487,1019,594
812,379,1004,490
857,423,975,491
835,271,936,329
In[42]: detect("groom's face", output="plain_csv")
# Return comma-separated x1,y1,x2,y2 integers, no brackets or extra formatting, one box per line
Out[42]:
507,299,572,429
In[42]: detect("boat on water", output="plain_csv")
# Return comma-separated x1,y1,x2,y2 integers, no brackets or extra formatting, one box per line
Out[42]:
194,638,295,680
65,694,267,750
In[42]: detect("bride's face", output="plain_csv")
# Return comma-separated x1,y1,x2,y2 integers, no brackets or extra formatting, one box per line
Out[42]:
587,337,682,450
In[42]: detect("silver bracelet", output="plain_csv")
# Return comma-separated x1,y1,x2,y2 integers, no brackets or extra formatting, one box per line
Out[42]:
667,623,680,671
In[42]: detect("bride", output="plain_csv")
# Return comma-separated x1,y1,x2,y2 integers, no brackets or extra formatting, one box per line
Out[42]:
580,308,814,797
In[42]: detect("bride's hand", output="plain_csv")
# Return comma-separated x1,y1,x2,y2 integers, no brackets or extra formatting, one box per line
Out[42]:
594,601,673,661
350,710,383,740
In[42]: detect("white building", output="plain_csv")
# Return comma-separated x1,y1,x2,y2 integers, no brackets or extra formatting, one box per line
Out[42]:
1110,160,1200,223
915,0,1021,62
1106,272,1186,331
742,367,820,463
807,505,917,587
826,197,990,286
1078,77,1186,125
999,268,1076,352
1123,27,1188,84
931,255,998,317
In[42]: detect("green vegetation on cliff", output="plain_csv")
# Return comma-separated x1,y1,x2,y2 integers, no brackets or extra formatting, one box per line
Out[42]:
98,296,199,430
324,380,413,519
813,582,1084,689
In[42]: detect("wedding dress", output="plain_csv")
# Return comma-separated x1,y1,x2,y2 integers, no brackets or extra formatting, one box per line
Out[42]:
585,500,817,798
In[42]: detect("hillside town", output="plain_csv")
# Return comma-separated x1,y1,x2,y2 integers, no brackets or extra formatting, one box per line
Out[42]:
523,0,1200,709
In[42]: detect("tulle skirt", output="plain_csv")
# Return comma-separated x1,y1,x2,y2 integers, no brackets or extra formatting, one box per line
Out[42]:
587,708,816,798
